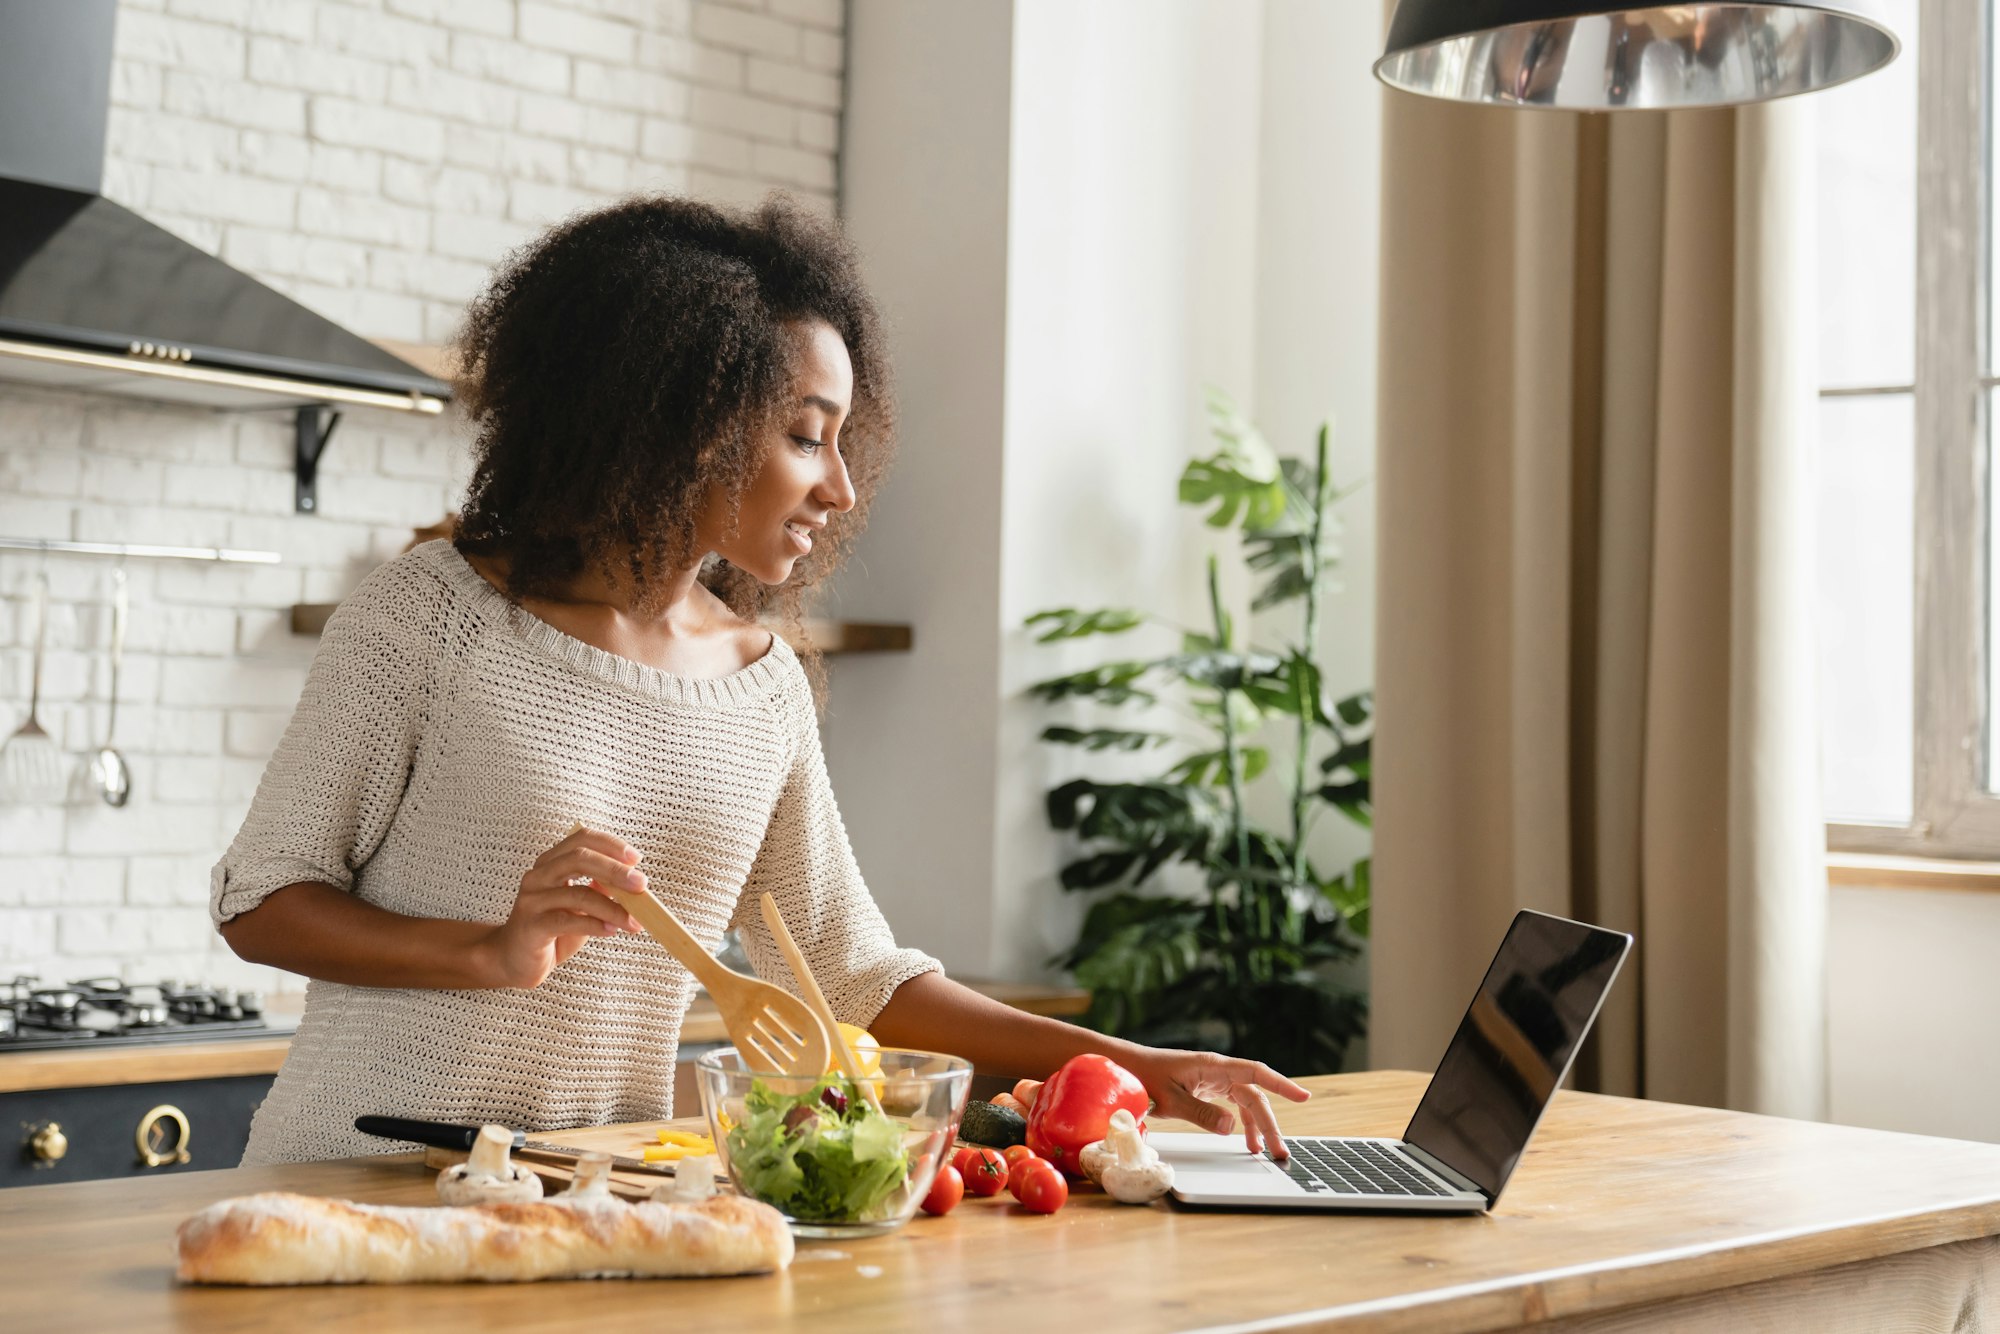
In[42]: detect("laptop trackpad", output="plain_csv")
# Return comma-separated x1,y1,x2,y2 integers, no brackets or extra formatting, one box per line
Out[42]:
1149,1132,1301,1199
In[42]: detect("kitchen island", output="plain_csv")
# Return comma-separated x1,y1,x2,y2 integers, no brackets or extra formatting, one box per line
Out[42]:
7,1070,2000,1332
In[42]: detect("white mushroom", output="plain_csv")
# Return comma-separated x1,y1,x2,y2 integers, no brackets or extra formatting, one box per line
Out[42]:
559,1152,615,1203
1092,1109,1174,1205
654,1154,720,1205
436,1125,544,1205
1079,1138,1116,1186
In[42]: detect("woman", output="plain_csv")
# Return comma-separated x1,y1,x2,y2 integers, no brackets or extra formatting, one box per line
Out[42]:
214,195,1306,1166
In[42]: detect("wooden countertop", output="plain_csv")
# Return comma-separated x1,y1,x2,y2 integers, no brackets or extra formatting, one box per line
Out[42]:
10,1070,2000,1332
0,981,1088,1094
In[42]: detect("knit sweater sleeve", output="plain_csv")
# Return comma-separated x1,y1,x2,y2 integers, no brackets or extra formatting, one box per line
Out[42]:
732,666,942,1030
209,560,444,927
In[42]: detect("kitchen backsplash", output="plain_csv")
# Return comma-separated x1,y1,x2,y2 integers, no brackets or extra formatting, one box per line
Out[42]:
0,0,845,989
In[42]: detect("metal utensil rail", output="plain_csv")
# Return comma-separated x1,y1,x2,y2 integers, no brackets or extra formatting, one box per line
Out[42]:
0,537,281,564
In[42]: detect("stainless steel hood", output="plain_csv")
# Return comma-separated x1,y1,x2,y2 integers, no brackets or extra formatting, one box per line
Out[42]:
0,0,450,507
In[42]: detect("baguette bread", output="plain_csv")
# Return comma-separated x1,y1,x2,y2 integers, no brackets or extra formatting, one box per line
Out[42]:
175,1191,794,1285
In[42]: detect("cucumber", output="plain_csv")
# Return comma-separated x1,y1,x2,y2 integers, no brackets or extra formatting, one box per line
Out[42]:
958,1098,1029,1148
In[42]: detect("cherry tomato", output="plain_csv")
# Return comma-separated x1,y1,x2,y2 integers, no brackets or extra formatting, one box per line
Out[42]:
1009,1157,1067,1214
959,1147,1009,1197
1002,1144,1039,1172
950,1146,980,1178
920,1164,964,1216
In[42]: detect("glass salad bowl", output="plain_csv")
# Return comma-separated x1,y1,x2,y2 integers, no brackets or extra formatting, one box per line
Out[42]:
695,1045,972,1238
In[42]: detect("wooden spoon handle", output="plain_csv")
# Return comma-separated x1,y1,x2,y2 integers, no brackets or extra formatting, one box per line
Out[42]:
759,892,882,1110
608,886,731,993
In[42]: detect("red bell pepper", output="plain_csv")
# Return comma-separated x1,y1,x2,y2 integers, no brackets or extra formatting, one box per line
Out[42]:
1025,1053,1149,1176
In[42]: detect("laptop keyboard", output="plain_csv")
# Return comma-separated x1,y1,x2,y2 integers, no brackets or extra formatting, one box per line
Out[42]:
1272,1139,1455,1197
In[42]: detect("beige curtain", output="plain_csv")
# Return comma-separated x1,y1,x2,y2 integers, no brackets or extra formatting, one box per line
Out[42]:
1370,96,1827,1119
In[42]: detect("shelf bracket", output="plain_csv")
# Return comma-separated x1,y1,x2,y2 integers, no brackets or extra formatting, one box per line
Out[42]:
294,406,341,514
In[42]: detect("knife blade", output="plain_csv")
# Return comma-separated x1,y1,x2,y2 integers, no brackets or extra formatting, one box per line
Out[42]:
354,1115,681,1177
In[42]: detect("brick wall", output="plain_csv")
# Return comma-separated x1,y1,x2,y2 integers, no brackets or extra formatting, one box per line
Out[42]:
0,0,846,990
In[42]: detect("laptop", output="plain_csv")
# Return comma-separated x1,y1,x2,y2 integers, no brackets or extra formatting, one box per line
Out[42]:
1158,908,1633,1213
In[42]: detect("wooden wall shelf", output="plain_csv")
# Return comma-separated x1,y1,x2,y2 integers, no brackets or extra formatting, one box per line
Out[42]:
288,603,911,655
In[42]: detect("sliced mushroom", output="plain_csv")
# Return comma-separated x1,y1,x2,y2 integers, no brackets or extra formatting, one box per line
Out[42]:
558,1151,615,1203
436,1124,544,1206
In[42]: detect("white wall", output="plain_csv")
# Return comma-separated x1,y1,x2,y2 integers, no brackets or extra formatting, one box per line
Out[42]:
0,0,849,989
833,0,1383,1016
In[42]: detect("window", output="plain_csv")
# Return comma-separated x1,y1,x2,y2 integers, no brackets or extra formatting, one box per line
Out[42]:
1819,0,2000,856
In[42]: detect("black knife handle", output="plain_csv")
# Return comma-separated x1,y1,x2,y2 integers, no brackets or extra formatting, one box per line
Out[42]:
354,1116,526,1150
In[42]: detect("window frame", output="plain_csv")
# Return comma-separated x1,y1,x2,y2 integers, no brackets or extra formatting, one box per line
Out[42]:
1828,0,2000,858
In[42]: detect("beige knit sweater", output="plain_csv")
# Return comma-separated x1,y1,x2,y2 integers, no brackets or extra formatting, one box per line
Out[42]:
212,541,940,1165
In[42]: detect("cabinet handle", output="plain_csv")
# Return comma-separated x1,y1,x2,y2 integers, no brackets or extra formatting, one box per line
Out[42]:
136,1104,191,1168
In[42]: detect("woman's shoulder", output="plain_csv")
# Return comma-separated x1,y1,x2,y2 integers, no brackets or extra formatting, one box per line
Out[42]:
323,540,498,647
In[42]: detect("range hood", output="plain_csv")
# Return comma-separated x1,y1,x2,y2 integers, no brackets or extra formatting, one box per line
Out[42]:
0,0,450,508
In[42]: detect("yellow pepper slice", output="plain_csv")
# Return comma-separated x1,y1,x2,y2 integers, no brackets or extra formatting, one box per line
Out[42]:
657,1128,712,1148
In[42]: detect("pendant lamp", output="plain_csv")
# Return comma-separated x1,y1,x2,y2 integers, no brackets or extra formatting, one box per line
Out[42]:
1375,2,1901,110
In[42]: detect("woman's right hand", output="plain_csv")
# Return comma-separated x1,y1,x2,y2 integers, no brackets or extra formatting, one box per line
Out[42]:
477,826,645,989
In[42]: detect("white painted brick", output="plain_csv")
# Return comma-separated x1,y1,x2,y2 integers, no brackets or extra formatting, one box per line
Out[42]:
383,161,502,214
508,178,607,224
573,0,689,27
443,124,509,170
639,116,692,163
0,450,83,498
378,433,461,480
520,2,636,63
124,704,228,754
689,128,749,173
116,11,250,77
122,603,240,657
163,70,308,133
1,858,124,908
571,59,689,116
692,4,797,58
234,609,307,657
79,456,165,506
83,405,236,465
686,167,764,207
313,472,452,525
65,801,224,857
151,166,298,228
298,186,432,250
0,394,87,449
74,505,223,550
153,561,303,610
799,27,841,73
517,91,640,151
222,708,290,759
0,911,58,961
161,460,294,515
501,132,569,183
769,0,839,29
795,107,836,151
288,282,428,342
424,300,474,342
311,99,446,162
239,130,310,183
689,83,793,143
57,908,152,955
568,147,637,193
113,114,239,172
0,497,75,541
148,210,227,254
220,757,268,804
245,0,316,40
128,855,216,907
247,37,389,102
388,65,521,126
111,59,164,110
152,756,225,804
225,515,380,569
304,143,385,195
222,223,304,278
745,56,837,110
315,3,452,68
168,0,252,25
159,658,307,710
146,906,220,952
100,159,151,211
638,32,741,86
386,0,516,37
368,249,490,305
451,33,571,93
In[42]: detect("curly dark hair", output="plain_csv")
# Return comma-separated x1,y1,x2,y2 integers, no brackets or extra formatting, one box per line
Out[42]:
450,193,894,683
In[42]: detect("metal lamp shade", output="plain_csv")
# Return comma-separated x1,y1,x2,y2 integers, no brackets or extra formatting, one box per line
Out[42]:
1375,2,1901,110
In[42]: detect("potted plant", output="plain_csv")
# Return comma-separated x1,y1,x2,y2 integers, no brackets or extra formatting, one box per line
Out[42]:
1025,391,1371,1074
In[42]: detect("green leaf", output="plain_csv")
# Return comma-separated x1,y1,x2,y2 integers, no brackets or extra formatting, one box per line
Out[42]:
1320,858,1371,937
1039,726,1171,752
1165,746,1270,788
1023,607,1146,642
1164,650,1284,692
1332,690,1372,729
1056,893,1207,1035
1026,660,1158,707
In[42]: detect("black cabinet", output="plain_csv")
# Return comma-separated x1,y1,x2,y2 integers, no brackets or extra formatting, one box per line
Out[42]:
3,1075,272,1187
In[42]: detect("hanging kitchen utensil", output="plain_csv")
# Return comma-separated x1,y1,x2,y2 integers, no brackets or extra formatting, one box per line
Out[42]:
1,571,65,804
88,565,130,807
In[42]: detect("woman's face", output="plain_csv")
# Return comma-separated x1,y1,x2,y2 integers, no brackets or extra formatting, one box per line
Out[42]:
704,318,858,585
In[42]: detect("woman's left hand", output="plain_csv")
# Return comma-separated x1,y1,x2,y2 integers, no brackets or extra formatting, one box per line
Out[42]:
1117,1048,1312,1159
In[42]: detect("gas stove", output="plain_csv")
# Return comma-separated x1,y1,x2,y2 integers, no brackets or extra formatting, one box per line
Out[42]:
0,976,269,1052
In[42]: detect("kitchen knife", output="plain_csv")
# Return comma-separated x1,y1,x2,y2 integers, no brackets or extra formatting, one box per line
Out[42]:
354,1115,679,1177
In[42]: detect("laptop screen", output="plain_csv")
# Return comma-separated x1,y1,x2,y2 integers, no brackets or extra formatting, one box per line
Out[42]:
1401,910,1632,1203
